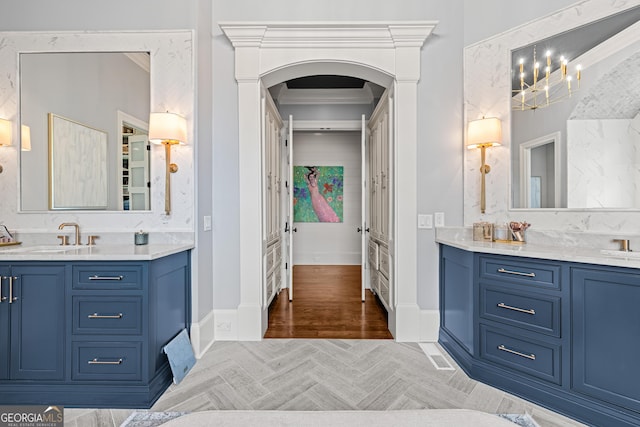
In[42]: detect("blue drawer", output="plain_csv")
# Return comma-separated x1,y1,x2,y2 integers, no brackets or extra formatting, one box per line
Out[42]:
73,296,143,335
479,255,561,290
73,264,143,290
480,325,561,385
72,341,142,381
480,285,560,337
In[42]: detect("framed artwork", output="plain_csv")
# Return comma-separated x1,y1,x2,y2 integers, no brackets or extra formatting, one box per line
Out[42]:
48,113,108,209
293,165,343,223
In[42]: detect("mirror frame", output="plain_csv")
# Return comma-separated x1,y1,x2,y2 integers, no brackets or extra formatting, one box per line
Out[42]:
0,30,194,233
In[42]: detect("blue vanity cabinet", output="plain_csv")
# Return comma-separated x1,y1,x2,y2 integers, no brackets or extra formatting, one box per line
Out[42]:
66,250,191,408
0,263,66,381
439,244,640,427
477,254,564,386
0,251,191,409
571,265,640,414
439,245,475,359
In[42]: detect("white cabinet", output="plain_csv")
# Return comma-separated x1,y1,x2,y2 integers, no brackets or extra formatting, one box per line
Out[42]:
367,90,392,310
263,89,284,306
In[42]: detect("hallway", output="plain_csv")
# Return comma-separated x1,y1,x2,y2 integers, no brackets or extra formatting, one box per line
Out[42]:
265,265,393,339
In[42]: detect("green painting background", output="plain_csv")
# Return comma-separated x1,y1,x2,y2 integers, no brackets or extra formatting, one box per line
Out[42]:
293,166,343,222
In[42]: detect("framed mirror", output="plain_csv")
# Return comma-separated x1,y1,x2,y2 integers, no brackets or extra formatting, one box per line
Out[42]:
20,51,150,211
510,6,640,209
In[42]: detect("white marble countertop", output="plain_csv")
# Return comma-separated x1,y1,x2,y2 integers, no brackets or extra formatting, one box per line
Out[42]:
0,243,194,261
436,228,640,270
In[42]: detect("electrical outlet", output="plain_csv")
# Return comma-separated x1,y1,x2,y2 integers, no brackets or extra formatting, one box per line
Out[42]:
216,321,231,332
434,212,445,228
418,214,433,229
203,215,212,231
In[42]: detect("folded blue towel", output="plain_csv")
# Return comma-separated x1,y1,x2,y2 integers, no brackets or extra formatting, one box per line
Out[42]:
163,329,196,384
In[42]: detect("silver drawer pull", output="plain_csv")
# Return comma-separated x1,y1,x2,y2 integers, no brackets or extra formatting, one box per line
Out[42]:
88,358,123,365
497,303,535,315
498,344,536,360
88,313,123,319
0,276,6,302
497,268,535,278
88,275,124,281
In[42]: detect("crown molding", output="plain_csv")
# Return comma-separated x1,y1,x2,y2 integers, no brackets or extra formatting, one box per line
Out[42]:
219,21,437,49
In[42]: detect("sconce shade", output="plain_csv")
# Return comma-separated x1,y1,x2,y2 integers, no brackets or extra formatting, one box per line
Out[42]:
467,117,502,149
21,125,31,151
149,112,187,145
0,118,12,147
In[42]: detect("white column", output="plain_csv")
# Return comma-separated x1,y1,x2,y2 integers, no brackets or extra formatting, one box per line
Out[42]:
235,46,265,340
393,44,422,341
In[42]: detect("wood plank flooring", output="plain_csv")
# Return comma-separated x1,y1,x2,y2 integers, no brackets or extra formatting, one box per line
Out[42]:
264,265,393,339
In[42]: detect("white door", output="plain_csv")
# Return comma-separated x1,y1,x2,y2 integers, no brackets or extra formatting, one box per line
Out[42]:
360,115,367,301
287,115,295,301
127,134,150,210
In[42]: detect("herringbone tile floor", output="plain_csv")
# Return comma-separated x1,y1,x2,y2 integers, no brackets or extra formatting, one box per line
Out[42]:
65,340,585,427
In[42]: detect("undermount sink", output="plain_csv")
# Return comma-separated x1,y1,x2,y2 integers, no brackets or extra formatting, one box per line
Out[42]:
600,249,640,258
0,245,83,254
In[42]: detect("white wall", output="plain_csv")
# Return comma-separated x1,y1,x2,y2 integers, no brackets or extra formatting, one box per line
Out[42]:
292,132,361,265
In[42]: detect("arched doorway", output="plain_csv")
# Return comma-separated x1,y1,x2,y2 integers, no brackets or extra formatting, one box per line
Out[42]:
220,21,437,340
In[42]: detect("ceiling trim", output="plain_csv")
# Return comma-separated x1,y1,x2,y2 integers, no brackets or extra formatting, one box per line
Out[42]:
219,21,437,49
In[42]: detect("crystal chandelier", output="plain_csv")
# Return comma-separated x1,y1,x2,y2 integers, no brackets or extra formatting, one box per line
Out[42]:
513,46,582,111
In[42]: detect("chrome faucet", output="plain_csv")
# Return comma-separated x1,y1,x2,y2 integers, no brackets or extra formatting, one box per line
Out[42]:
58,222,81,246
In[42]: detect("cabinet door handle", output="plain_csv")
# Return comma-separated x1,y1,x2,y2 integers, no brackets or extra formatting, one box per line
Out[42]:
498,344,536,360
497,268,535,278
88,313,123,319
497,303,535,315
88,358,123,365
8,276,17,303
88,275,124,281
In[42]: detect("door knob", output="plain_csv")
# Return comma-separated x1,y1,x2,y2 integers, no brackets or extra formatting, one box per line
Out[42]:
293,227,297,233
357,227,362,233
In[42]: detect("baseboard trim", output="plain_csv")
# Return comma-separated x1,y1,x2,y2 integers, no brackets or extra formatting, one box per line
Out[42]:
394,303,421,341
419,309,440,342
190,310,215,358
213,309,240,341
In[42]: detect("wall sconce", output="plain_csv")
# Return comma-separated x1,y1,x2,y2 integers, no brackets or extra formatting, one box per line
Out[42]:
467,117,502,214
21,125,31,152
149,112,188,215
0,118,12,174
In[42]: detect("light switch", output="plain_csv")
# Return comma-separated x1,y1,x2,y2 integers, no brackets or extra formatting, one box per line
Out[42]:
418,214,433,229
435,212,445,228
203,215,212,231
